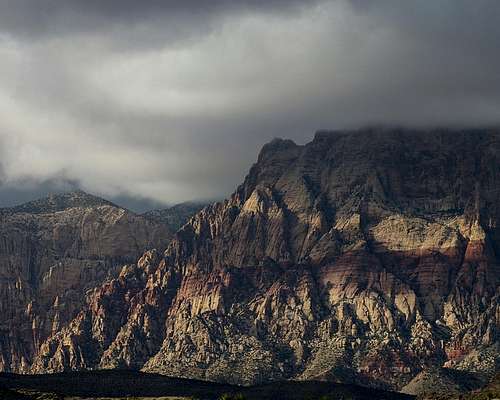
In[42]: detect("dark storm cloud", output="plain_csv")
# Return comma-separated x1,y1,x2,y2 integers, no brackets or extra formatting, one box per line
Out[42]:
0,0,499,207
0,0,312,42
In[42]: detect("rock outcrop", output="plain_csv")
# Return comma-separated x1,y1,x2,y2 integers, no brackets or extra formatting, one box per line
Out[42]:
10,129,500,390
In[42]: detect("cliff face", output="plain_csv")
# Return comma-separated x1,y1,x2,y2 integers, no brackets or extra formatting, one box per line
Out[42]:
0,191,172,372
18,129,500,389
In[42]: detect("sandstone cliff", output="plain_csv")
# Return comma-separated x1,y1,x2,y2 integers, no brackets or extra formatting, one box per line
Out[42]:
17,129,500,390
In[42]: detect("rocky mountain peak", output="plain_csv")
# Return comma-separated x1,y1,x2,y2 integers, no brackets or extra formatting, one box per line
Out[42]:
257,137,299,162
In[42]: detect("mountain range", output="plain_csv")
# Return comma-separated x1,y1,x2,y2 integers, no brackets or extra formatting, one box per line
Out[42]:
0,128,498,398
0,192,202,373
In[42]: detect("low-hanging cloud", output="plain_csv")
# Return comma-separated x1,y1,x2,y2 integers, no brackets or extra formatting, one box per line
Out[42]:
0,0,499,208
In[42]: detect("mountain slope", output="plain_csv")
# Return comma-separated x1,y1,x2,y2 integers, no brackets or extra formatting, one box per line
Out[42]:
143,202,207,232
28,129,500,390
0,191,173,373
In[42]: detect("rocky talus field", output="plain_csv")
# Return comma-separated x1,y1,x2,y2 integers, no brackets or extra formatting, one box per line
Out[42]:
0,129,498,398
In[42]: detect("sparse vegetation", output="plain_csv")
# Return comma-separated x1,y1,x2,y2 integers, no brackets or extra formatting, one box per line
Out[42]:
415,373,500,400
219,394,246,400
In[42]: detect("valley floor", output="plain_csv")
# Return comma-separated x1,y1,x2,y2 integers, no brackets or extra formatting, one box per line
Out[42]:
0,369,497,399
0,370,412,400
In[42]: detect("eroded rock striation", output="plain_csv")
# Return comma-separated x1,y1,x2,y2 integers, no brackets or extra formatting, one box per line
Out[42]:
13,129,500,390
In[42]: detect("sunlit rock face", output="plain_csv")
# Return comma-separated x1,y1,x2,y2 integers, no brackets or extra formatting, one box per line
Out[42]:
0,191,172,373
24,129,500,390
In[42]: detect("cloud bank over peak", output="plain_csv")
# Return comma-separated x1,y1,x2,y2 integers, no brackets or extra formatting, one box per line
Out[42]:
0,0,499,207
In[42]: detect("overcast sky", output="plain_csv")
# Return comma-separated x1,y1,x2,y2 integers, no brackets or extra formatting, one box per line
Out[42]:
0,0,499,211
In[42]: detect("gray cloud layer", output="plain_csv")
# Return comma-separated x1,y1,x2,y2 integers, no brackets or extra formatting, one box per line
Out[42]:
0,0,499,209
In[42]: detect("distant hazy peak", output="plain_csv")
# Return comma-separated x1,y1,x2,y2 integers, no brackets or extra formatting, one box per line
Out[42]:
1,190,117,214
